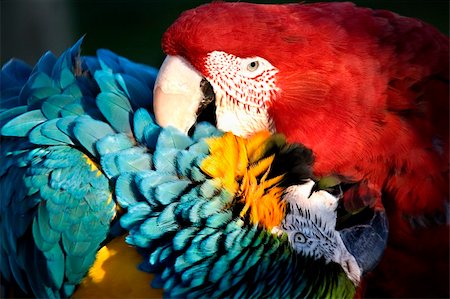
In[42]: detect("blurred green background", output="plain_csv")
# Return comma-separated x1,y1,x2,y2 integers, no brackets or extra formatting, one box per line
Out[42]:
1,0,449,68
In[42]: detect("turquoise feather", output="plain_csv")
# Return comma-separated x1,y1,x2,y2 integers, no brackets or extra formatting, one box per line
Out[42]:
96,133,134,156
115,174,141,209
116,73,153,108
72,117,115,156
41,95,78,119
96,91,133,134
2,38,356,299
1,38,160,298
156,126,194,151
1,110,47,137
133,108,155,144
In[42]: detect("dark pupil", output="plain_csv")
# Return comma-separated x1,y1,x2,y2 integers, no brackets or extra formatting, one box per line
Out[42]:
250,62,257,68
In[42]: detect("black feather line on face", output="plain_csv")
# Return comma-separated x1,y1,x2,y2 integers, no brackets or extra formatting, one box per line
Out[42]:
267,142,315,187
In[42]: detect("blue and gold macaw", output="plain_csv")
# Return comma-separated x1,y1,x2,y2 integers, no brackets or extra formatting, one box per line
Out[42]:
1,39,386,298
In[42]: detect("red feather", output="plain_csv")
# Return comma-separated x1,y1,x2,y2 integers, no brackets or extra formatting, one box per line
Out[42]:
163,2,449,297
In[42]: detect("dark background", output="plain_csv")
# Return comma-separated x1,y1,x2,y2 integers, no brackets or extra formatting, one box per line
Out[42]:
1,0,449,69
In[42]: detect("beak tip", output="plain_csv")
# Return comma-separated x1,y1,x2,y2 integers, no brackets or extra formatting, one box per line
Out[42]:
339,210,389,275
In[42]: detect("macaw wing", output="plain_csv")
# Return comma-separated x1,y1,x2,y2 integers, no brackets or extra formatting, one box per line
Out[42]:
0,38,158,298
116,126,355,298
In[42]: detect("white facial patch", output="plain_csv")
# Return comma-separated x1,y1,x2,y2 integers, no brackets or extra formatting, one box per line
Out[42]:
204,51,279,137
272,180,362,285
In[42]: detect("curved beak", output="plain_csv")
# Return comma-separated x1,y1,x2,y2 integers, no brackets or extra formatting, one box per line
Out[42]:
338,207,389,275
153,55,205,133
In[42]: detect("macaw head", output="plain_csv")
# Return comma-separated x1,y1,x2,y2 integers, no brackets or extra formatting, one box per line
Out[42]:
120,125,388,296
152,2,389,289
153,2,383,142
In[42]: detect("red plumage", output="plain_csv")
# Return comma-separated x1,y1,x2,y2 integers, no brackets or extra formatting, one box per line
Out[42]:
162,2,449,297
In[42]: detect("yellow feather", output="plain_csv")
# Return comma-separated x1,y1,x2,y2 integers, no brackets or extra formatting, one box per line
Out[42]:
245,131,271,163
82,153,102,177
202,130,287,231
247,155,275,179
72,235,163,299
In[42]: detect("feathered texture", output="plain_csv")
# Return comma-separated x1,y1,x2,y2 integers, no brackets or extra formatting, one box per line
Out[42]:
1,37,158,298
1,38,355,299
119,125,355,298
161,2,449,297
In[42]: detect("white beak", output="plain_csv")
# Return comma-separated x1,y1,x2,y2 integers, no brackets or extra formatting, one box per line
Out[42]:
153,55,204,133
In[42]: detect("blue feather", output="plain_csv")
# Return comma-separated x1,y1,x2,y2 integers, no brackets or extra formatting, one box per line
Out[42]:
186,269,209,290
191,121,223,141
210,254,234,284
94,70,119,93
176,150,198,177
59,102,86,117
169,284,191,298
41,95,78,119
83,55,101,75
153,148,179,174
115,173,141,208
120,61,158,91
198,180,220,199
96,133,134,156
72,117,115,156
0,59,32,90
143,120,161,149
172,227,197,251
39,119,74,145
139,207,178,239
97,49,122,72
55,116,77,136
35,205,61,250
96,92,133,133
29,72,52,90
29,121,67,146
0,105,27,128
154,180,190,205
63,284,76,298
1,92,21,109
133,108,155,144
175,193,198,223
163,275,176,291
156,126,193,151
125,231,151,248
205,211,233,229
43,245,65,290
119,202,152,229
157,246,173,265
65,251,97,282
174,254,195,275
1,109,47,137
135,171,178,202
189,164,207,182
116,73,153,108
59,68,76,91
35,52,57,77
100,147,151,178
50,37,83,90
0,38,167,298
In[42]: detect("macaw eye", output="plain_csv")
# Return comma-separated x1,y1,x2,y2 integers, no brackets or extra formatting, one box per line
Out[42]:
294,232,307,244
247,61,259,72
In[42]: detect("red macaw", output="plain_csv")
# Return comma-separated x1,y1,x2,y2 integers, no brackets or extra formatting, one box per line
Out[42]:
152,2,449,298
